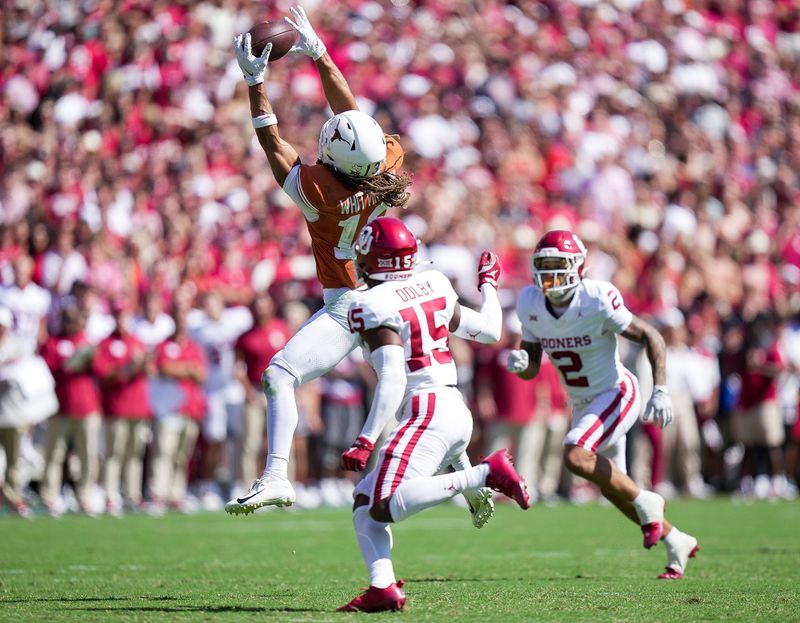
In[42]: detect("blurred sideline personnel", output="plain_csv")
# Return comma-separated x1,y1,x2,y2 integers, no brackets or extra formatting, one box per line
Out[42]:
39,305,100,516
226,6,411,514
338,217,529,612
1,307,58,517
148,308,208,513
233,295,291,490
93,302,152,515
507,230,699,580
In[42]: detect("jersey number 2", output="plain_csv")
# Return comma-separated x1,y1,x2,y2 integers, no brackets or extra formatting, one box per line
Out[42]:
550,350,589,387
399,297,453,371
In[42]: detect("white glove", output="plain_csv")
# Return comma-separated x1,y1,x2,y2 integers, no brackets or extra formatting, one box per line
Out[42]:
284,5,326,60
506,349,530,374
642,385,673,429
233,33,271,86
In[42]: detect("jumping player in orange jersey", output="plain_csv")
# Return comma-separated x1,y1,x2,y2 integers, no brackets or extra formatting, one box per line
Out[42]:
225,8,498,521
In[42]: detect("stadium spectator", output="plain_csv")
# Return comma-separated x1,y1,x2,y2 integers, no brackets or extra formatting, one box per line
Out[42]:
148,308,207,513
315,351,368,507
93,302,152,515
0,307,36,517
233,294,290,493
732,313,790,499
637,309,709,499
0,255,50,355
188,290,252,508
132,291,176,352
39,305,101,516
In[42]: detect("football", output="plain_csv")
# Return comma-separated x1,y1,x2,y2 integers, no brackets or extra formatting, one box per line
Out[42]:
248,20,297,62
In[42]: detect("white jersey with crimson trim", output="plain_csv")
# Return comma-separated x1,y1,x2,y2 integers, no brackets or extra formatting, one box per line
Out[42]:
516,278,633,402
347,269,458,394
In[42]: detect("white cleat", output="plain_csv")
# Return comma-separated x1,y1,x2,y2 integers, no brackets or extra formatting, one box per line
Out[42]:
464,487,495,529
658,531,700,580
224,475,296,516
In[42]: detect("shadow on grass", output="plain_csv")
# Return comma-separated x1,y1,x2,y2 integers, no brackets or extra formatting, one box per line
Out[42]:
70,605,323,613
0,596,177,604
405,577,523,583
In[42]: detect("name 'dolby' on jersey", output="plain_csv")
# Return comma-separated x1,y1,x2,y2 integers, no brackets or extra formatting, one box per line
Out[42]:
347,269,458,393
516,279,633,402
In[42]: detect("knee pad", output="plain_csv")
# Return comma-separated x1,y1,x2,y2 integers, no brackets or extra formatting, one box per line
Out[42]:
261,363,299,398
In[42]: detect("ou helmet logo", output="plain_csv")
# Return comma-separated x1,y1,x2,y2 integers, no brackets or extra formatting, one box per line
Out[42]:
563,239,572,249
357,225,374,255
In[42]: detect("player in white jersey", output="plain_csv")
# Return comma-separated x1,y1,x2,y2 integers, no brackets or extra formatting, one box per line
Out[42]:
508,230,699,580
335,217,530,613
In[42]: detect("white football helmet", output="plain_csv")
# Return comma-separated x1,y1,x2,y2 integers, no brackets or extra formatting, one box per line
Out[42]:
318,110,387,179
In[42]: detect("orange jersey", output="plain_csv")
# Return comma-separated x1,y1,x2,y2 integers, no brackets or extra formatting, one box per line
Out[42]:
282,135,404,290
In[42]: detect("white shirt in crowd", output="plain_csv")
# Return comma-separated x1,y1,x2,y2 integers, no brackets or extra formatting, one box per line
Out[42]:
0,283,51,355
187,306,252,394
132,313,176,351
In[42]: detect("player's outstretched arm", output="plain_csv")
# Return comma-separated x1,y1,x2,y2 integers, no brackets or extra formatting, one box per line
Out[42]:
285,5,358,113
450,251,503,344
622,315,673,428
341,326,406,472
233,34,300,186
507,341,543,381
621,315,666,386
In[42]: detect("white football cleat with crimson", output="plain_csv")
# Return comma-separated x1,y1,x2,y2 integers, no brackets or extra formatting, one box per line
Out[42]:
224,474,295,515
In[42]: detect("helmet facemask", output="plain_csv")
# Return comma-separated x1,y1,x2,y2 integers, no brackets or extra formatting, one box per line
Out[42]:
532,254,584,302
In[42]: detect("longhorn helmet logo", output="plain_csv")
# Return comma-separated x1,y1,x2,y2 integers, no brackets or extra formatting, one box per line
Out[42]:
330,121,352,147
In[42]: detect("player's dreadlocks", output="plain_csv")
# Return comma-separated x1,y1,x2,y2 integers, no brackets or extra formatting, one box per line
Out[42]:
348,170,411,210
328,154,412,210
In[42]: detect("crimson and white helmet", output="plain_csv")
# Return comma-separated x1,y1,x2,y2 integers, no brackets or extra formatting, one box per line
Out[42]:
353,217,417,282
531,230,587,302
318,110,387,179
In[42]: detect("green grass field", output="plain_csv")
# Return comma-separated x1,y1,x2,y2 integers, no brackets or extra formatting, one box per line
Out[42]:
2,499,799,622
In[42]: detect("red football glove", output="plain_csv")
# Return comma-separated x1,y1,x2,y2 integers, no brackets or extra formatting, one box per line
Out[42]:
477,251,502,290
341,436,375,472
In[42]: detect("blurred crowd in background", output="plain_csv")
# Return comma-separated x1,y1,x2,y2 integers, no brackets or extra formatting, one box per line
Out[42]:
2,0,800,518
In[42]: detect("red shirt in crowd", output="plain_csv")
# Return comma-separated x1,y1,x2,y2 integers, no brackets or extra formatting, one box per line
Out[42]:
738,342,784,410
235,319,291,386
154,336,207,421
40,330,101,417
92,333,152,419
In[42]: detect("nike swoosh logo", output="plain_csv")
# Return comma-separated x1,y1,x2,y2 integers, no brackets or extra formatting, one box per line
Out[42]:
235,492,259,504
